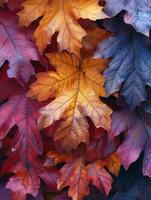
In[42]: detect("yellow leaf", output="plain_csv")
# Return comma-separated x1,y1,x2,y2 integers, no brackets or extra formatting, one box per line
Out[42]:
28,52,112,150
18,0,108,55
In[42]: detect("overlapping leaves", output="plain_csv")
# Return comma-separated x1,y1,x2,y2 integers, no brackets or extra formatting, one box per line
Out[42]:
95,21,151,108
0,11,40,84
18,0,108,55
0,0,151,200
28,51,112,149
109,102,151,178
104,0,151,36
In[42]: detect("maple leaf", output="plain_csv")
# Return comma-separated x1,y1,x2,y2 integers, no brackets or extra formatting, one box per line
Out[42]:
3,155,59,200
28,51,112,150
18,0,108,55
58,157,90,200
0,11,40,84
57,150,118,200
45,135,120,200
0,67,42,163
104,0,151,36
44,150,72,167
109,103,151,178
95,28,151,108
6,167,40,200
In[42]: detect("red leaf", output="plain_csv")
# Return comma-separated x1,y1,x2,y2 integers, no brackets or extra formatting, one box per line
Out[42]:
2,154,59,199
0,11,40,84
58,158,89,200
6,166,40,200
86,161,112,195
39,168,59,192
0,68,42,162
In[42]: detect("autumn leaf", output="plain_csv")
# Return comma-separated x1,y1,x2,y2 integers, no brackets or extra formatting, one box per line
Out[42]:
95,23,151,108
18,0,108,55
6,167,40,200
109,103,151,178
0,11,41,84
104,0,151,36
45,134,120,200
28,51,112,150
57,150,119,200
103,153,121,176
44,150,72,167
85,126,115,162
3,155,59,200
58,157,89,200
0,66,42,163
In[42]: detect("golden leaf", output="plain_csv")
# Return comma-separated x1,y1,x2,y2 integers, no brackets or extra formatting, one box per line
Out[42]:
18,0,108,55
28,52,112,149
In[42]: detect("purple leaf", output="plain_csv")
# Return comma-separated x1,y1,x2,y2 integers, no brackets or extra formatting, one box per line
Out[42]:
95,30,151,108
104,0,151,36
109,104,151,177
0,11,40,84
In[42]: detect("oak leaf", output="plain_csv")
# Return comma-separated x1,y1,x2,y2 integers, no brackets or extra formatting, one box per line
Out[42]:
28,52,112,150
18,0,108,55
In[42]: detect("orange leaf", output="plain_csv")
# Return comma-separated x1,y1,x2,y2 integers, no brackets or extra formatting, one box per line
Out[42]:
18,0,108,55
58,158,89,200
45,150,72,167
28,52,112,150
57,151,115,200
104,153,121,176
28,52,112,149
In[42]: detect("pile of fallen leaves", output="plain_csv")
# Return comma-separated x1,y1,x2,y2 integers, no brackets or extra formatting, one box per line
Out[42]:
0,0,151,200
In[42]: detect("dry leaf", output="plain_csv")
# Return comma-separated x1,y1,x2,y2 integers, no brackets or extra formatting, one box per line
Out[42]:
18,0,108,55
28,51,112,150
